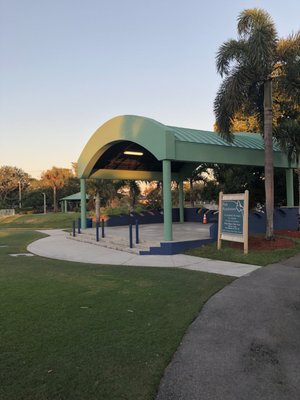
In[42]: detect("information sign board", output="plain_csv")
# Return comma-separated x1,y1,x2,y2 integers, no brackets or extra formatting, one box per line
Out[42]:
217,191,249,254
221,200,244,235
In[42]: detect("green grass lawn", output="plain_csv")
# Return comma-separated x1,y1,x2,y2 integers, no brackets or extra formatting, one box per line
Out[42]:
0,212,80,229
0,229,234,400
186,237,300,266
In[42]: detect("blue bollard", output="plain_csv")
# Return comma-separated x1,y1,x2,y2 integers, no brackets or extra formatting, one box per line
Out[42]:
129,224,133,248
135,220,139,244
96,221,99,242
78,218,81,234
72,221,76,237
101,219,105,238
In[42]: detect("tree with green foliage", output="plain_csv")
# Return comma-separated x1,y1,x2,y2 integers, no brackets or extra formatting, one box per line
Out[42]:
87,180,102,222
214,8,298,239
0,166,30,208
274,119,300,214
120,180,141,211
188,164,211,207
58,177,80,199
87,179,122,221
200,164,287,208
41,167,73,212
273,31,300,217
144,183,162,211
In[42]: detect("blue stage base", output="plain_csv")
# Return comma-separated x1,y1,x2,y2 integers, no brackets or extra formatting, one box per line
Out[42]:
105,207,298,255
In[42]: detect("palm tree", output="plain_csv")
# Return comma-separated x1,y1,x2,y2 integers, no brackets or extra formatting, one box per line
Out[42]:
274,119,300,219
119,180,141,211
87,179,119,222
41,167,72,212
87,180,102,223
189,164,211,207
214,8,279,239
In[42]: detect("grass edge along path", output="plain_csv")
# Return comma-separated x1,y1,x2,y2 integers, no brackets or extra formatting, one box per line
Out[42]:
185,236,300,266
0,212,80,229
0,229,234,400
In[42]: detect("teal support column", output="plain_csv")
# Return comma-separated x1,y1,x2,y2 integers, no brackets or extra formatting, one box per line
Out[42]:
64,200,67,213
179,180,184,223
285,168,294,206
163,160,173,241
80,178,87,229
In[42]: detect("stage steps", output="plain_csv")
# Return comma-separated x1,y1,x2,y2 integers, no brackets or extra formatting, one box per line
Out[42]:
67,229,160,255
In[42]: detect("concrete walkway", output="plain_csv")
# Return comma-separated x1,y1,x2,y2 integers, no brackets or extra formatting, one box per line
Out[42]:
156,256,300,400
27,229,260,277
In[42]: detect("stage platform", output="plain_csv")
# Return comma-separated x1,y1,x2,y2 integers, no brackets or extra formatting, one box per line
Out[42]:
73,222,215,255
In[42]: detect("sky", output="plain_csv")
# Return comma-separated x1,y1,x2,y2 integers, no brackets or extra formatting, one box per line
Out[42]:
1,0,299,178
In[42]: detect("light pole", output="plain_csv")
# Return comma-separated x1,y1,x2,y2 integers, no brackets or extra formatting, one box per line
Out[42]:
18,181,22,208
42,193,46,214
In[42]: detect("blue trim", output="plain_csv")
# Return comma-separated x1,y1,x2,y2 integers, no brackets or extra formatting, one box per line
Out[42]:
106,209,180,226
129,224,133,248
248,207,298,233
139,238,214,255
79,217,93,228
103,207,298,255
96,222,99,242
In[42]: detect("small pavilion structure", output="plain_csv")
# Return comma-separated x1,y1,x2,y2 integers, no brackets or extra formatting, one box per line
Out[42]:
77,115,297,241
60,192,89,213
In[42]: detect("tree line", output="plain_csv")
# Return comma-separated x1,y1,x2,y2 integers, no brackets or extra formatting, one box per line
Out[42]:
0,166,78,212
0,163,293,216
0,165,149,214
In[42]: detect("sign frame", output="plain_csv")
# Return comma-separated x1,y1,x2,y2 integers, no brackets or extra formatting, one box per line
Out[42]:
217,190,249,254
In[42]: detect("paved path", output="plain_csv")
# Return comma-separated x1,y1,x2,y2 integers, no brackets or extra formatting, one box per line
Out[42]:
27,229,260,277
156,256,300,400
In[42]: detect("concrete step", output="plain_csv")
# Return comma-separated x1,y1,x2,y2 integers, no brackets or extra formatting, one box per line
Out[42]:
80,229,161,247
67,231,159,255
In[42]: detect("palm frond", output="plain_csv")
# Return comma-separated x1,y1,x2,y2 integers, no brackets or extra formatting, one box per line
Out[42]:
237,8,277,77
248,29,277,75
214,67,253,140
277,31,300,59
237,8,276,39
216,39,247,77
275,31,300,103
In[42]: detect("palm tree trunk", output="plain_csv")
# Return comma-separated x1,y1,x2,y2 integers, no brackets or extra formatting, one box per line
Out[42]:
95,191,100,223
189,178,194,207
53,186,57,212
129,182,135,211
132,191,136,210
264,79,274,240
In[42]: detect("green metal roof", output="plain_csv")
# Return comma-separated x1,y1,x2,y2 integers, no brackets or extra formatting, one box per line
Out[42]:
60,192,89,201
168,125,282,151
78,115,295,180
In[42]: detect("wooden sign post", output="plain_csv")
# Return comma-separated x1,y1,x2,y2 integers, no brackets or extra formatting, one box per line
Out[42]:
217,190,249,254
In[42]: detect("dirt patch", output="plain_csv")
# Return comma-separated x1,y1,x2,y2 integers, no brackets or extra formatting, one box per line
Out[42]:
230,235,295,251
